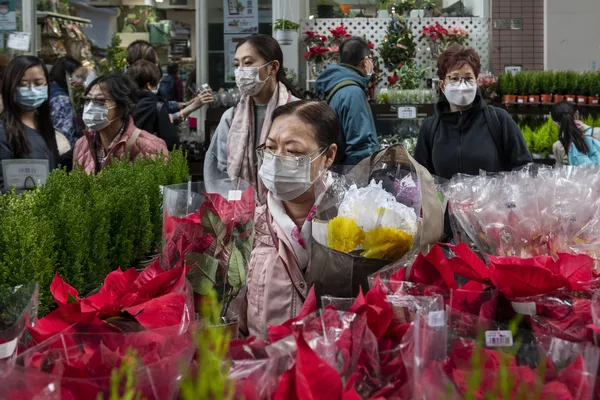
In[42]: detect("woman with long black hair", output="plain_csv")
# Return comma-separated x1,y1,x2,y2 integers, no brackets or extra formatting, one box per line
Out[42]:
0,55,58,191
552,101,600,166
204,34,301,204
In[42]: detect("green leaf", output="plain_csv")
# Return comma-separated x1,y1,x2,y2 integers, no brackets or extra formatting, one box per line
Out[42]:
67,292,79,304
202,209,227,253
227,245,246,294
241,236,253,264
186,253,219,295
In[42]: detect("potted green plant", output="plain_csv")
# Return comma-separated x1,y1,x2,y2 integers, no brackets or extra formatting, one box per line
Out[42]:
589,71,600,105
274,19,300,46
421,0,437,17
497,73,516,103
378,0,390,18
527,72,540,103
539,71,555,103
554,71,567,102
564,71,578,103
576,72,589,104
514,72,529,104
317,0,334,18
395,0,417,17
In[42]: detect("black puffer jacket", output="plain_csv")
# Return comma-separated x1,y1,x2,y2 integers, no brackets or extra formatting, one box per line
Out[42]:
414,92,532,180
133,91,179,151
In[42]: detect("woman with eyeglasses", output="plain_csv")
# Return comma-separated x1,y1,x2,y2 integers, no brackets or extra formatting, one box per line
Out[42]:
0,56,58,191
204,34,301,204
414,45,531,180
238,100,338,338
73,72,168,174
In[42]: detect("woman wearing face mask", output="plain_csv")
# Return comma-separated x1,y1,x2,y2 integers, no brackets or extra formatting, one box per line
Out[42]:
238,100,338,338
0,56,58,191
414,45,531,180
73,72,168,174
204,34,301,204
49,56,83,147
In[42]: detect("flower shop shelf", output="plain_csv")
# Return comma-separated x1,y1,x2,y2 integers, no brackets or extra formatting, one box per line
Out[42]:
37,11,93,26
498,102,600,117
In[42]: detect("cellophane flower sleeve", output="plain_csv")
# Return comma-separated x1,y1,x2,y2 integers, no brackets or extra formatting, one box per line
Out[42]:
406,309,600,400
0,283,38,376
0,365,61,399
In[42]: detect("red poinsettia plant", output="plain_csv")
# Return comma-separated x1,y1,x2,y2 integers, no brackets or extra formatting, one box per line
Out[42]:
303,25,352,64
422,23,470,57
304,45,330,63
162,184,255,320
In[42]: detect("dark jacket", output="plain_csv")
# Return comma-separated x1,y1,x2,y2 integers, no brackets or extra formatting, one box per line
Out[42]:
413,93,532,180
315,64,380,165
133,91,179,151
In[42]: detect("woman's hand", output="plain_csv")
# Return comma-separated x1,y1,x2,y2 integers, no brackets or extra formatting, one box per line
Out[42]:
190,90,214,110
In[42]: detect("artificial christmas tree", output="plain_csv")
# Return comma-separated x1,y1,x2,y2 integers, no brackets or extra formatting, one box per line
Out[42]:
378,16,417,73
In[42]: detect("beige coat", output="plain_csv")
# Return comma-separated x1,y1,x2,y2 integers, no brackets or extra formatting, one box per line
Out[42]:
238,205,308,338
553,124,600,165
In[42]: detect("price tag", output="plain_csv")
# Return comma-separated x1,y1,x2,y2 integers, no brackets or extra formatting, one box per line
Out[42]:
0,337,17,359
228,190,242,201
427,310,445,327
485,330,513,347
511,301,537,316
397,106,417,119
7,32,30,51
2,159,49,191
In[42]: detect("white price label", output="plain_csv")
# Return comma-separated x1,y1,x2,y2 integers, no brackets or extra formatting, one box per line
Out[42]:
0,337,17,359
485,330,513,347
511,301,537,316
427,311,445,327
397,106,417,119
7,32,30,51
228,190,242,201
2,159,49,191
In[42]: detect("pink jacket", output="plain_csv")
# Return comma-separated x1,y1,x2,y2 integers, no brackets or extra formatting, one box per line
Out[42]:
239,205,309,338
73,117,168,174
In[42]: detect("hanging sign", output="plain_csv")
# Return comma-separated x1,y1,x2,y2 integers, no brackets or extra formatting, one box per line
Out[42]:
0,0,16,32
224,35,249,82
223,0,259,34
7,32,30,51
2,159,49,191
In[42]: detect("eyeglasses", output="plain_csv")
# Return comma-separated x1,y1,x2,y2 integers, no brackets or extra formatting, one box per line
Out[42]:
446,76,476,87
82,97,114,106
256,144,327,167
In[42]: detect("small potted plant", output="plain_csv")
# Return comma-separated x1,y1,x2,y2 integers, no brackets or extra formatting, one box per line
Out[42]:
554,71,567,103
498,73,517,103
528,72,540,103
421,0,437,17
589,71,600,105
274,19,300,46
564,71,578,103
317,0,334,18
396,0,417,17
576,72,589,104
515,72,529,104
378,0,390,18
539,71,555,103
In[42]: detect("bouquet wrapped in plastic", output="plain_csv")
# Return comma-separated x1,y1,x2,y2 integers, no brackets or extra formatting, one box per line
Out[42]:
445,166,600,262
309,145,445,298
162,179,255,321
406,310,600,400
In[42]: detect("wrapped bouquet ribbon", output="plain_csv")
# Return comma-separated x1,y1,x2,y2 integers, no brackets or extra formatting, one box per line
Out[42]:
309,145,445,299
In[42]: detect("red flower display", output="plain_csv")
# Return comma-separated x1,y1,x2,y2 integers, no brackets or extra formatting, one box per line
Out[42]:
304,45,330,63
329,25,351,40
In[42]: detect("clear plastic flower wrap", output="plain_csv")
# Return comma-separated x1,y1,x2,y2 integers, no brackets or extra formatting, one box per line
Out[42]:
406,309,600,400
445,166,600,263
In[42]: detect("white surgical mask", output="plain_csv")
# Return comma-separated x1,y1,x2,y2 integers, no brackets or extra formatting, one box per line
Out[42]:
82,102,117,131
443,82,477,107
258,147,327,201
17,86,48,110
235,61,272,97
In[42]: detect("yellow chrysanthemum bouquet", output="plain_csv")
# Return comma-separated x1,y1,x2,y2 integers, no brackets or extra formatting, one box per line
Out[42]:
320,180,418,261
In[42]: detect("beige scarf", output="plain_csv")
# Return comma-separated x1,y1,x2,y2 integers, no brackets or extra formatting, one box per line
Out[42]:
226,82,291,203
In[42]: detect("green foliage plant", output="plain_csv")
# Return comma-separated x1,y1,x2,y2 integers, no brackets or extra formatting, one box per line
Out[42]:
565,71,579,94
378,16,417,73
99,33,128,75
97,349,143,400
590,71,600,96
539,71,556,95
555,71,568,95
514,73,528,96
180,288,234,400
274,19,299,31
